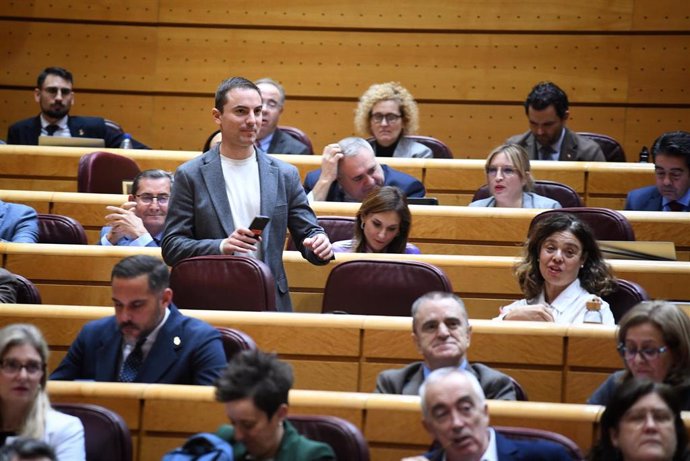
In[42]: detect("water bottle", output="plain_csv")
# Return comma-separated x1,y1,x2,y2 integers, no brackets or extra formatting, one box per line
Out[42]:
120,133,133,149
583,297,603,324
639,146,649,163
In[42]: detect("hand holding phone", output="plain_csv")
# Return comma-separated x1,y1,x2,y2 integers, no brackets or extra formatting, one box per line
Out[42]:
249,216,270,238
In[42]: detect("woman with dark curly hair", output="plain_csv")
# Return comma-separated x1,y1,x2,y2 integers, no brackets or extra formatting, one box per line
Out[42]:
588,379,689,461
494,212,617,324
588,301,690,409
354,82,432,158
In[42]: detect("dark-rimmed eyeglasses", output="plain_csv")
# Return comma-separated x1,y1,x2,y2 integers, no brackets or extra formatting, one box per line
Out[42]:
135,194,170,205
371,113,402,124
0,359,44,376
43,87,72,97
617,343,668,361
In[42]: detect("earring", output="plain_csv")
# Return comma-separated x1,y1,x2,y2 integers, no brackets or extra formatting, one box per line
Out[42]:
360,221,365,230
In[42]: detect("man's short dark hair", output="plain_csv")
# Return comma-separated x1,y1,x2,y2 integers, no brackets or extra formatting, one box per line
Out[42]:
524,81,569,119
111,255,169,294
215,350,293,419
36,67,73,89
651,130,690,170
0,437,57,461
214,77,260,112
131,169,174,196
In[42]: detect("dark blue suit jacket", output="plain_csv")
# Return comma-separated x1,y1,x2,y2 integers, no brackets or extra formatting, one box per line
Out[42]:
50,305,226,385
625,185,690,211
267,129,311,155
0,199,39,243
303,164,425,201
7,115,148,149
424,431,573,461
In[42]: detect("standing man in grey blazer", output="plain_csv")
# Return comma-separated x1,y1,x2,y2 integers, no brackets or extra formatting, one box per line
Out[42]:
375,292,518,400
161,77,333,311
507,81,605,162
254,78,311,155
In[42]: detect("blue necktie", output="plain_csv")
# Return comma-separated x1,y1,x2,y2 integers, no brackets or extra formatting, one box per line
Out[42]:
118,339,145,382
45,125,60,136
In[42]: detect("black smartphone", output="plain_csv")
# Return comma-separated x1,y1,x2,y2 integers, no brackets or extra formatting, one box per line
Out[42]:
248,215,270,237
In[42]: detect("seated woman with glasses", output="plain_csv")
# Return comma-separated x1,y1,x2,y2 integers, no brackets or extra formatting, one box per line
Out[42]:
470,144,562,208
588,378,689,461
99,169,173,247
494,212,617,324
332,186,420,254
588,301,690,409
354,82,433,158
0,324,85,459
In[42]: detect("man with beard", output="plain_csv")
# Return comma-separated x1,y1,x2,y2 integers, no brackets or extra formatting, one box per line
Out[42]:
51,255,226,385
7,66,148,148
98,169,173,247
506,81,604,162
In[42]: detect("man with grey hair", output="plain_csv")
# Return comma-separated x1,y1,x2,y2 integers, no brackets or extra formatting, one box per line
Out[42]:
303,136,425,202
406,368,570,461
254,78,311,155
375,292,517,400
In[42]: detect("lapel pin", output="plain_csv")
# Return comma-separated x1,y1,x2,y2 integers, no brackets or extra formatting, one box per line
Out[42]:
78,129,85,136
173,336,181,347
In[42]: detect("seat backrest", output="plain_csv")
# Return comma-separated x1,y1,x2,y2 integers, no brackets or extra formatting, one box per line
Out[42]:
494,426,584,461
215,326,257,362
278,125,314,154
578,132,626,162
38,213,88,244
528,207,635,241
77,151,141,194
169,256,276,311
286,216,356,251
405,135,454,158
322,260,452,315
288,415,370,461
53,403,132,461
602,279,650,323
510,376,529,401
13,274,41,304
472,180,584,208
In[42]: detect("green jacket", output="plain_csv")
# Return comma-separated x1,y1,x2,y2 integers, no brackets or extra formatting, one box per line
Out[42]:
217,420,336,461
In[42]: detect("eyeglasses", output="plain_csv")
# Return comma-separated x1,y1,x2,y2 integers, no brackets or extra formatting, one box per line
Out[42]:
371,113,402,124
135,194,170,205
617,343,668,361
0,359,44,376
43,87,72,96
486,166,517,177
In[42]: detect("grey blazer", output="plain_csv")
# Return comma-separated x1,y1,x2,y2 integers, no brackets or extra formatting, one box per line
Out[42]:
469,191,562,209
393,137,433,158
374,361,517,400
161,147,328,311
506,127,605,162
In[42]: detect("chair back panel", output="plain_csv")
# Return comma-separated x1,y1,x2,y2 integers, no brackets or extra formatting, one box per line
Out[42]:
578,132,626,162
278,125,314,154
77,151,141,194
38,214,88,244
170,256,276,311
472,180,583,208
286,216,356,251
289,415,370,461
529,207,635,241
322,260,452,316
602,279,649,323
53,403,132,461
13,274,41,304
494,426,584,461
215,326,257,362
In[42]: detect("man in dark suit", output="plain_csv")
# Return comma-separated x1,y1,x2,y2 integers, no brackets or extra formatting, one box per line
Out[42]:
375,292,517,400
161,77,333,311
50,255,226,385
254,78,311,155
625,130,690,212
406,368,571,461
7,66,148,148
303,136,426,202
506,81,605,162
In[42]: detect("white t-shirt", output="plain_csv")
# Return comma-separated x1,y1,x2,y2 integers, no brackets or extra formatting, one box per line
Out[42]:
220,152,261,259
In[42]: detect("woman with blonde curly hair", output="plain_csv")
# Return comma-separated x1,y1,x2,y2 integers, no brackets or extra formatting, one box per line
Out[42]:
0,324,84,460
354,82,432,158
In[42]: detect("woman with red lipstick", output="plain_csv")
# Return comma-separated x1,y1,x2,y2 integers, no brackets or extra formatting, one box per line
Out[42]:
495,212,617,324
588,301,690,410
588,379,689,461
469,144,561,208
354,82,433,159
332,186,420,254
0,324,84,460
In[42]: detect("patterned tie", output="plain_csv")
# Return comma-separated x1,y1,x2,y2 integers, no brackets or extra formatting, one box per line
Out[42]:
668,201,684,212
45,125,60,136
118,338,145,382
539,145,555,160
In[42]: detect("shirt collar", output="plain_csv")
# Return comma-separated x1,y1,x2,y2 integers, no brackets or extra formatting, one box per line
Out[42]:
662,187,690,209
422,358,468,380
534,278,582,315
40,114,68,129
122,307,171,359
257,131,274,152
